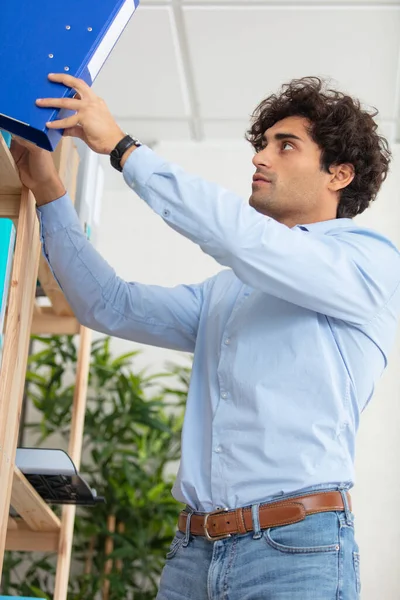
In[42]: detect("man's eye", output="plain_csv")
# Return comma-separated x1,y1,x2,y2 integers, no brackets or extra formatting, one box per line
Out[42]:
282,142,294,151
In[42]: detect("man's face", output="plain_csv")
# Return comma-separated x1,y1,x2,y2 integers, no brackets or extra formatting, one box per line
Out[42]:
249,116,332,226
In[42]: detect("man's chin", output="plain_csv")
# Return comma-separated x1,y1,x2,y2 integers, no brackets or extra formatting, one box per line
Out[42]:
249,193,271,209
249,193,261,207
249,194,279,218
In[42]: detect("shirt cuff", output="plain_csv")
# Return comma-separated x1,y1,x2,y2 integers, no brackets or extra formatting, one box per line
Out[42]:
36,193,81,236
122,145,167,189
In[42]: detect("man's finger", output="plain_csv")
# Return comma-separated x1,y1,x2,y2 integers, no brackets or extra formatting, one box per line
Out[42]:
46,114,80,130
47,73,91,97
36,97,81,110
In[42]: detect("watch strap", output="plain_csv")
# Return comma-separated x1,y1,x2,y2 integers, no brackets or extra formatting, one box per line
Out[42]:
110,134,141,172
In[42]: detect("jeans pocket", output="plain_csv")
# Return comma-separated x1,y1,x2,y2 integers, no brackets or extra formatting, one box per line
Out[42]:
264,512,341,554
166,531,185,560
353,551,361,594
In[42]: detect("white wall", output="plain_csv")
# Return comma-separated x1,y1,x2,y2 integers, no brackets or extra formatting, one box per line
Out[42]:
351,146,400,599
98,141,400,600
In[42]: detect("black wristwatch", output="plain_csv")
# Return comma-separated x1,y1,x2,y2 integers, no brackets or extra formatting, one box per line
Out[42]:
110,134,142,172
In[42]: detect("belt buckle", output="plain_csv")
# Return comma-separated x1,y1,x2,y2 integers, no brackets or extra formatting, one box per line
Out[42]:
203,508,232,541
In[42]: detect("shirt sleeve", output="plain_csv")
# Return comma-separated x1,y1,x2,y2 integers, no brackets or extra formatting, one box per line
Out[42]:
123,146,400,327
36,194,208,352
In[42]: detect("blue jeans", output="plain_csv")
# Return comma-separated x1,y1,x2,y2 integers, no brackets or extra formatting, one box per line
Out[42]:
156,489,361,599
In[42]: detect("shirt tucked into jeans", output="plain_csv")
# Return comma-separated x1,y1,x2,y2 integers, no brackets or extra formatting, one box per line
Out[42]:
157,489,361,600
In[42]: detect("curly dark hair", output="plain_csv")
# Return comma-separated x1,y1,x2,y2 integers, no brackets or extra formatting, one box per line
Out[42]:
245,77,391,219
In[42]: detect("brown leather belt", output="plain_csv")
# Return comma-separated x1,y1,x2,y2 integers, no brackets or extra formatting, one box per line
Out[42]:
178,491,351,541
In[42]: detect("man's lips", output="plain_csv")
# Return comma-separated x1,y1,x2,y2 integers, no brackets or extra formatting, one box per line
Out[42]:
252,175,272,185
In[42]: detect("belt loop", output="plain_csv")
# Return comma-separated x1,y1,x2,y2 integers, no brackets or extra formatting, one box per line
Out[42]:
251,504,262,540
183,506,194,547
339,484,352,526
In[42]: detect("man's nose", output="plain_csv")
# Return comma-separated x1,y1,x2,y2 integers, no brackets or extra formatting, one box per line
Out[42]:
252,147,273,169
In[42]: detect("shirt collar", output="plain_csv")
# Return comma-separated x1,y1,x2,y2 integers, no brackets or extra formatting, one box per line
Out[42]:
292,218,354,233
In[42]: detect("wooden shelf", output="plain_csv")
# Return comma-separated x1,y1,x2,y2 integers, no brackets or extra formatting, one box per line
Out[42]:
10,466,61,532
6,519,60,553
0,185,42,559
0,136,21,219
0,136,80,319
37,259,75,317
6,467,61,551
0,195,21,220
0,135,21,196
0,135,91,599
0,136,80,316
31,306,80,335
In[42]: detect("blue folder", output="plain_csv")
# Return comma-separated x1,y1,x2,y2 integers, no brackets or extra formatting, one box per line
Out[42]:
0,130,12,148
0,219,16,368
0,0,140,151
0,597,46,600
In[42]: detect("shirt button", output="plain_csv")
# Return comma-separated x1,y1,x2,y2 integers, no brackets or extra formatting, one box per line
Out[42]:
215,446,222,453
224,338,231,345
221,392,228,399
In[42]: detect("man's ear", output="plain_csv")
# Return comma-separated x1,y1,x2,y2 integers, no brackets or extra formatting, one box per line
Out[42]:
328,163,355,192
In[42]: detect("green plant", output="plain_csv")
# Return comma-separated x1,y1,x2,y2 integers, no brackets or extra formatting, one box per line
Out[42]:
2,335,190,599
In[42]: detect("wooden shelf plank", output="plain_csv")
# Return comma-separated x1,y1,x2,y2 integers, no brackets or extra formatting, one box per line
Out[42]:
37,257,75,316
0,135,21,195
54,326,92,600
32,302,42,316
0,135,21,221
53,137,80,204
0,133,89,596
7,517,18,530
0,135,80,317
0,194,21,219
11,466,61,532
31,306,80,335
6,519,59,552
0,187,41,570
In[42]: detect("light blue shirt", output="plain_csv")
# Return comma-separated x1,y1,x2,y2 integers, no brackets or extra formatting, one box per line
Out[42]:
37,145,400,512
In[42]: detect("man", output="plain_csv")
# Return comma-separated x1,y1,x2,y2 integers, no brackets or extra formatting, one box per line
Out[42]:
11,74,400,599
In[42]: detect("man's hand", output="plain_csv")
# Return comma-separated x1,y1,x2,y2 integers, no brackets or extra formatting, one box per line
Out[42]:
9,72,128,206
10,136,66,206
36,73,126,155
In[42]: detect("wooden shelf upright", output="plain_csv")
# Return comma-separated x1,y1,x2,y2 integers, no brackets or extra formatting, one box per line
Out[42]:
0,134,92,599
